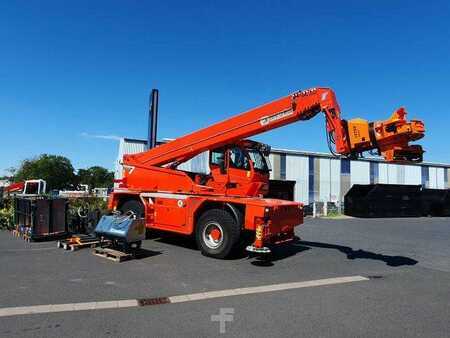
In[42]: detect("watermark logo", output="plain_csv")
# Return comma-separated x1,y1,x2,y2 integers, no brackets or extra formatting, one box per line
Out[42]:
211,307,234,334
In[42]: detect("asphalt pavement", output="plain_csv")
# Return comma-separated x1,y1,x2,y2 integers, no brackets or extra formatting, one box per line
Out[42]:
0,217,449,337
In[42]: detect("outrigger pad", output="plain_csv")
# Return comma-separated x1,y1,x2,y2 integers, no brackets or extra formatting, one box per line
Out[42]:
246,245,271,254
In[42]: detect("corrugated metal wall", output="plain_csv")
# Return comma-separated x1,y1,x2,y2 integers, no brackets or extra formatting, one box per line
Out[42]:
350,161,370,186
286,155,309,204
270,154,449,204
177,152,209,173
318,158,340,203
116,138,449,204
404,165,422,185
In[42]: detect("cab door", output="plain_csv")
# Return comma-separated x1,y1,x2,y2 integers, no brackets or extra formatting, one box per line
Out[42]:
226,146,253,196
209,148,228,194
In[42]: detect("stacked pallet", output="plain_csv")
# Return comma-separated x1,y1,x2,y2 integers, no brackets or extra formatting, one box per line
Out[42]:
57,234,110,251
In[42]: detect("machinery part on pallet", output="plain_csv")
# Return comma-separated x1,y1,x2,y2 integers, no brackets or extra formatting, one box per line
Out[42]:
94,214,146,244
57,234,111,251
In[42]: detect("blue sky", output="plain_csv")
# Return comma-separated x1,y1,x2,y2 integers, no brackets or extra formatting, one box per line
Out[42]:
1,0,449,175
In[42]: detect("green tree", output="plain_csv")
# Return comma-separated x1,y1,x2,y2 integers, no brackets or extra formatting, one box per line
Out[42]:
77,166,114,189
14,154,76,191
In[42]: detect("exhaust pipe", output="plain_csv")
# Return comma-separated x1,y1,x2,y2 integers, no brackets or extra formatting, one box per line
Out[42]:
147,89,159,149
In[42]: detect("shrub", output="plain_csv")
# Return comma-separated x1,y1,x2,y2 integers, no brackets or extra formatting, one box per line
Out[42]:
0,202,14,230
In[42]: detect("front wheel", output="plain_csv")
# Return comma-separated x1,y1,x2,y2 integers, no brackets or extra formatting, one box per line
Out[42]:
195,209,240,259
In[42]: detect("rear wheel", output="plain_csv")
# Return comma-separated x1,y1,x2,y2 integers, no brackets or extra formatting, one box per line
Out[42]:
119,199,144,218
196,209,240,259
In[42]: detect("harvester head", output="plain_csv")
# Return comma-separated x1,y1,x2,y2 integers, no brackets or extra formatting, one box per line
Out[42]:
346,107,425,163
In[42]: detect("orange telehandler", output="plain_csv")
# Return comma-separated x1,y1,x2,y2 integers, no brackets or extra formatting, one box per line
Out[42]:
109,87,425,258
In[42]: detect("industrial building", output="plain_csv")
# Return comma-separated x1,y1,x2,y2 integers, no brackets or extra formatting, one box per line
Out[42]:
116,137,450,205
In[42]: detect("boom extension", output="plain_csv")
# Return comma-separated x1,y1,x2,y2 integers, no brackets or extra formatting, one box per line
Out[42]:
123,87,425,168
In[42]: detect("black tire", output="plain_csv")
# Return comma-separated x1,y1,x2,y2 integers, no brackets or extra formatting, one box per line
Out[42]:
195,209,240,259
119,199,144,218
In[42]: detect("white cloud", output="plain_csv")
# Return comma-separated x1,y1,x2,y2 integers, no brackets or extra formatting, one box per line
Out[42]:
80,132,122,141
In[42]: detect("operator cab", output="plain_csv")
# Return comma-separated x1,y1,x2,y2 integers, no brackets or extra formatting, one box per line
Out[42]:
209,140,271,197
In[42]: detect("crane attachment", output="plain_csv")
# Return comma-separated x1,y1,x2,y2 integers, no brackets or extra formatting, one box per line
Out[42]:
343,107,424,162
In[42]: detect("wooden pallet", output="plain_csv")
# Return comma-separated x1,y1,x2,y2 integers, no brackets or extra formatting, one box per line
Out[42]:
93,247,133,263
57,236,110,251
62,240,101,251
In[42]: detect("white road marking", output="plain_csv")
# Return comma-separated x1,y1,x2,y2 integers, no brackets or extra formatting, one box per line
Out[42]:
0,247,57,252
0,276,368,318
168,276,369,303
0,300,138,317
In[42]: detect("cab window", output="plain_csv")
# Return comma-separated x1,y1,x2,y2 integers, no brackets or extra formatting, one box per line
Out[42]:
211,149,225,167
247,149,269,172
229,147,250,170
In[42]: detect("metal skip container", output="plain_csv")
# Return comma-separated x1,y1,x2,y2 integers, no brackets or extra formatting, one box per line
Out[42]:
94,214,146,244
